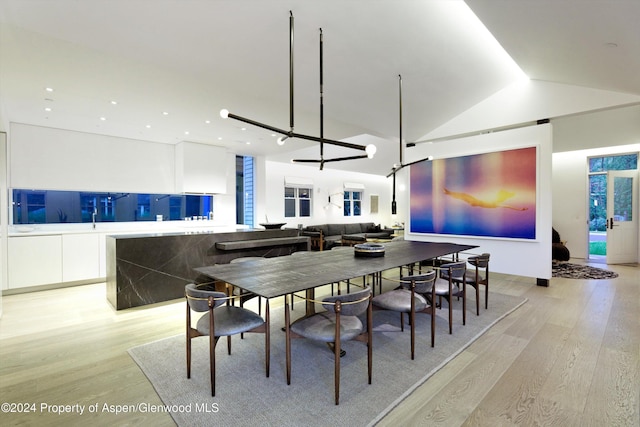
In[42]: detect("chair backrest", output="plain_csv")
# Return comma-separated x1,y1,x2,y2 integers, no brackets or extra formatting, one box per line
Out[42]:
322,287,371,316
441,261,466,280
185,283,227,312
400,270,436,294
468,253,490,269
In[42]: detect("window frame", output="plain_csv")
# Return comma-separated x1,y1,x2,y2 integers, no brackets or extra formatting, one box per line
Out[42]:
343,190,362,217
284,186,313,218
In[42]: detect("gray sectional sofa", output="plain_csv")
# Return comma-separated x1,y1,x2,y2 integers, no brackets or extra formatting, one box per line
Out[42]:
300,222,394,250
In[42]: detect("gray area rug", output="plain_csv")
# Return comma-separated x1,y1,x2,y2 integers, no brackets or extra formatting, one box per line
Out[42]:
552,262,619,279
129,292,527,427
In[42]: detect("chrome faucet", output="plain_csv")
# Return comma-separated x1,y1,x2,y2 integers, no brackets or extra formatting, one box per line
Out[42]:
92,208,97,229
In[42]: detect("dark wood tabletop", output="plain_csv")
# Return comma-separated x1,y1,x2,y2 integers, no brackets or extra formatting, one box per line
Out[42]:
194,240,477,299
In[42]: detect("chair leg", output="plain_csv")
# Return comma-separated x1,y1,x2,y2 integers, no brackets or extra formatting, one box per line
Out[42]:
186,304,191,379
475,283,480,315
334,337,341,405
410,308,416,360
485,283,489,309
186,334,191,378
448,285,453,334
210,334,216,396
265,300,270,378
430,305,435,347
462,282,466,326
334,312,342,405
367,299,373,385
285,301,291,385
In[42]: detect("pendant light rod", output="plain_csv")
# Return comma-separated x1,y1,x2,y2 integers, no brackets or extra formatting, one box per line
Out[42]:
293,154,368,164
399,74,403,167
385,155,434,178
289,10,294,131
223,110,369,152
391,168,397,215
221,11,377,167
319,28,324,169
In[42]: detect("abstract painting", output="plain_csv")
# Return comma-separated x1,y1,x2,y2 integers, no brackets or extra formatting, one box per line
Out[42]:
409,146,537,239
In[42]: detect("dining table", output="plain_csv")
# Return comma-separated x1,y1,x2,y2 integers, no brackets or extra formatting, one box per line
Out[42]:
194,240,478,313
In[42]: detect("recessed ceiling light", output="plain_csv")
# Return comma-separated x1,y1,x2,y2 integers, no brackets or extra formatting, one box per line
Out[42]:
162,111,169,116
205,120,211,124
241,127,247,131
100,117,106,121
145,124,151,129
45,87,54,92
110,100,118,105
217,137,223,140
246,141,251,145
184,131,190,135
44,107,52,112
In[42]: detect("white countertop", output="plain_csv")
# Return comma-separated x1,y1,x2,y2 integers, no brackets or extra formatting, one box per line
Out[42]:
8,221,250,237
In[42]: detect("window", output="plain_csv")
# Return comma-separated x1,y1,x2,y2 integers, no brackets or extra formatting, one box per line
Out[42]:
236,155,255,227
137,194,151,220
284,186,312,217
11,189,213,224
589,154,637,172
13,191,46,224
343,191,362,216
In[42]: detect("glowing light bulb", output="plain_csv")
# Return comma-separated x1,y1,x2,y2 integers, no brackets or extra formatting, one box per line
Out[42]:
219,109,229,119
365,144,377,159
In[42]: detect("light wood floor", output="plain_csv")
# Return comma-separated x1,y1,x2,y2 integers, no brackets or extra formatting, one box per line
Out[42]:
0,261,638,426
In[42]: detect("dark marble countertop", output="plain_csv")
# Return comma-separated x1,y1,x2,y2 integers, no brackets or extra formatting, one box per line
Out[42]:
105,226,257,239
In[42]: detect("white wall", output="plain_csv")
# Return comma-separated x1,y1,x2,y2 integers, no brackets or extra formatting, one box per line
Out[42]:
422,80,640,141
404,124,553,280
553,105,640,153
262,160,394,228
552,143,640,260
0,132,6,314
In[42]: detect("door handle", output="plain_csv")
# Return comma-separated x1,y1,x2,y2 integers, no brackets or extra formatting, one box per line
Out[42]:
609,218,618,229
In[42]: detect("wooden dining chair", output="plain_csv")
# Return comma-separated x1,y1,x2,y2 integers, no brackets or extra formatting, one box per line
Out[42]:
433,261,467,333
372,270,437,359
466,253,490,314
185,283,270,396
285,286,372,405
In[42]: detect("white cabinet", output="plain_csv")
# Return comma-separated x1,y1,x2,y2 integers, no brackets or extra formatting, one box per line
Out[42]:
62,233,100,282
175,141,227,194
8,232,106,290
8,235,63,289
98,233,108,278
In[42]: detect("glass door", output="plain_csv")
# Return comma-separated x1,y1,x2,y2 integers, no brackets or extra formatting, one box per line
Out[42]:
606,170,638,264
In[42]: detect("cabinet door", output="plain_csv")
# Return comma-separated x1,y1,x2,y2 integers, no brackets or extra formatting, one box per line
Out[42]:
62,234,100,282
8,235,63,288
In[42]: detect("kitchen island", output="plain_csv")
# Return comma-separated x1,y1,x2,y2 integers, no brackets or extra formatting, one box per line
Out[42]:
106,228,309,310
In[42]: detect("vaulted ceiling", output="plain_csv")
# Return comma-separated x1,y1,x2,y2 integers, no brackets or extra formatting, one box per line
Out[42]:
1,0,638,175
